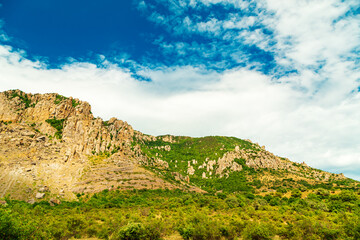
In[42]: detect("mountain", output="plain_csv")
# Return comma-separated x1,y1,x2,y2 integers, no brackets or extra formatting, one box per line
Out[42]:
0,89,357,201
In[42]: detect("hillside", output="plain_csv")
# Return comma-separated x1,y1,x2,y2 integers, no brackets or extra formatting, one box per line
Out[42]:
0,90,357,202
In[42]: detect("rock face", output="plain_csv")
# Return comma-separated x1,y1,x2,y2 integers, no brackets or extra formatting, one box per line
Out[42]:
0,90,199,200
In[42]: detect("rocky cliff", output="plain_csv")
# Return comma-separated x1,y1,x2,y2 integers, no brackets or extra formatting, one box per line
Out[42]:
0,90,195,201
0,90,352,202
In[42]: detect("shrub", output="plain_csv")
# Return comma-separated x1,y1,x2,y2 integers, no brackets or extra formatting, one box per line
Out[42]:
143,220,164,240
112,222,162,240
219,225,237,240
242,222,275,240
9,91,32,109
217,192,227,200
72,99,80,107
66,216,86,238
339,190,358,202
0,210,21,240
291,189,302,198
225,196,239,208
315,188,330,199
54,94,68,104
45,117,65,139
178,213,222,240
0,209,40,240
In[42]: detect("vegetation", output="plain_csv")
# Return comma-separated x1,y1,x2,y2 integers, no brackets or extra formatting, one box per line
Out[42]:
134,136,263,193
6,90,35,109
88,152,111,164
72,99,80,107
54,94,68,105
133,135,358,195
0,188,359,239
45,117,65,139
51,94,79,107
103,120,112,127
0,120,13,125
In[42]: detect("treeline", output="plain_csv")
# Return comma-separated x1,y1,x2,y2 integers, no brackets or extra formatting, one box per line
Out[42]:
0,188,359,239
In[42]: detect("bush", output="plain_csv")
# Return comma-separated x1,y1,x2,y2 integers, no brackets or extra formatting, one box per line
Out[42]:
143,220,164,240
315,188,330,199
225,196,239,208
113,222,162,240
0,209,41,240
219,225,237,240
0,210,21,240
243,222,275,240
114,223,146,240
66,216,86,238
178,213,222,240
339,190,358,202
291,189,302,198
217,192,227,200
45,117,65,139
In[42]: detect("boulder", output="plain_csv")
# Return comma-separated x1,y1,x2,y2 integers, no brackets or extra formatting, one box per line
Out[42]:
38,186,49,192
49,198,61,205
35,192,45,199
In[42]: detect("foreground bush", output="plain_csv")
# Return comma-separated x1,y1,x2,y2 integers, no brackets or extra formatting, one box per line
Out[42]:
113,223,146,240
112,221,163,240
177,213,236,240
243,222,275,240
0,210,21,240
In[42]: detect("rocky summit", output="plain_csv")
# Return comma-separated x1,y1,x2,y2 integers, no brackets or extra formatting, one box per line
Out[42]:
0,90,355,202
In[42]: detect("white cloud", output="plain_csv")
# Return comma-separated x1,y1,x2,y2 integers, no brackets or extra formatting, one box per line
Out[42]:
262,0,359,81
223,16,256,30
192,0,249,9
148,12,167,25
196,18,222,35
1,44,359,180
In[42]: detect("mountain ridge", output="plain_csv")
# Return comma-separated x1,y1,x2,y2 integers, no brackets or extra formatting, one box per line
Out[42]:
0,89,356,202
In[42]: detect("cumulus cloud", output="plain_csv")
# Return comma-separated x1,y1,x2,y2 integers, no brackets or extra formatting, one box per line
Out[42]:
1,44,360,180
264,0,359,70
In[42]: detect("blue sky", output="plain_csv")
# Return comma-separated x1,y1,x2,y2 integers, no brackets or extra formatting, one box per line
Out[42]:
0,0,278,72
0,0,157,65
0,0,359,180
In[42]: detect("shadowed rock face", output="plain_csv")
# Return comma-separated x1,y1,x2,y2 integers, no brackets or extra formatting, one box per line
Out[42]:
0,90,348,201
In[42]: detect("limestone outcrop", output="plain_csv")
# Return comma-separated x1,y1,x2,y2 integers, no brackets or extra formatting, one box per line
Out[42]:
0,90,198,200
